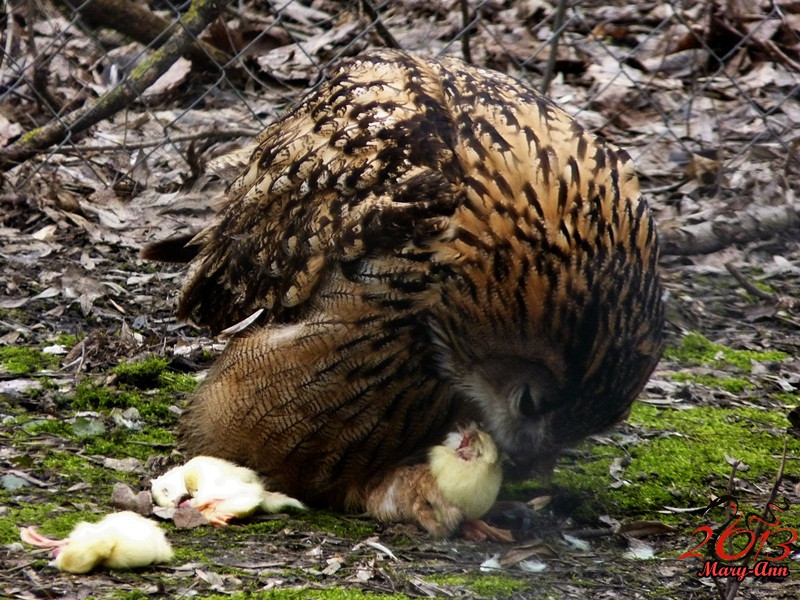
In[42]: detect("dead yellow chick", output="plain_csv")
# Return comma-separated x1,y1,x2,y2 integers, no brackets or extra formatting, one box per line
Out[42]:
151,455,260,507
152,455,304,525
20,511,173,573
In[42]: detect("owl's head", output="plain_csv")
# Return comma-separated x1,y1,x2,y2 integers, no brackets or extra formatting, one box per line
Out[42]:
430,288,663,479
434,344,660,478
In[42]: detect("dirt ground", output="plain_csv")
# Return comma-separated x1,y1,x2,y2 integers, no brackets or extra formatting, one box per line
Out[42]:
1,207,799,598
2,1,800,599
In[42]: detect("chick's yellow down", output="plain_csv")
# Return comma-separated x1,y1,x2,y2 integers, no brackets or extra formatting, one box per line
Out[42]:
20,512,172,574
429,426,502,521
151,456,304,525
144,49,664,536
151,455,262,507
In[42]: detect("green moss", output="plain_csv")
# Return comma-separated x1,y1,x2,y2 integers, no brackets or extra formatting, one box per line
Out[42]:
775,392,800,405
113,356,170,388
83,427,175,460
427,574,531,597
228,519,287,536
1,503,99,544
170,544,211,564
753,281,776,294
24,419,72,436
629,403,795,473
129,49,166,79
158,370,197,393
41,450,135,486
298,510,377,538
71,382,132,411
508,402,800,529
14,410,174,460
18,126,42,144
69,379,184,422
663,332,788,371
54,333,80,348
65,356,197,422
112,592,152,600
669,373,753,393
0,346,59,374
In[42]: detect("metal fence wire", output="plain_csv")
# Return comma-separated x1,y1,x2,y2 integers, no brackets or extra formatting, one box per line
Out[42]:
1,0,799,239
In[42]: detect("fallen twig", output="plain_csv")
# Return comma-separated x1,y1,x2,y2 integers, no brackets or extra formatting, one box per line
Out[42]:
359,0,399,49
659,199,800,257
724,263,776,302
56,0,231,71
718,443,788,600
51,128,260,153
0,0,227,171
541,0,569,94
459,0,474,64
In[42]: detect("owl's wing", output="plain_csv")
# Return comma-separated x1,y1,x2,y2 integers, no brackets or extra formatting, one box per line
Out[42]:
164,52,463,332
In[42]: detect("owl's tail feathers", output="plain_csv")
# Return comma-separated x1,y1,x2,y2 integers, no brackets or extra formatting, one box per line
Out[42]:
141,233,200,263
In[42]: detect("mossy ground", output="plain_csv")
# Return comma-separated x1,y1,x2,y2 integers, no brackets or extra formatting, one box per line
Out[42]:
3,301,799,598
0,345,60,374
514,402,799,523
426,573,532,597
663,332,788,371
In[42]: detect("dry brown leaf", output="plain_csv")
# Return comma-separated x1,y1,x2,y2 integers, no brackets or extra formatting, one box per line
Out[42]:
321,556,344,575
622,537,656,560
609,456,630,488
172,506,210,529
0,297,30,309
142,57,192,102
500,542,556,566
686,154,722,185
101,456,143,472
0,113,23,146
257,22,362,82
195,568,228,592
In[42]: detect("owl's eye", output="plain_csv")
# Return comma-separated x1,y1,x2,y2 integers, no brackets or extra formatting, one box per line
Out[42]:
519,384,537,418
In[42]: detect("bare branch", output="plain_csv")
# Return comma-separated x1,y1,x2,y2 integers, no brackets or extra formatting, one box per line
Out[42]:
359,0,399,49
55,0,231,71
0,0,228,172
659,199,800,257
52,128,260,153
724,263,776,302
459,0,473,64
541,0,568,94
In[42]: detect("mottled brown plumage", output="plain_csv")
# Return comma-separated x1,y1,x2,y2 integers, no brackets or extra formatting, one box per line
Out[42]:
144,49,664,535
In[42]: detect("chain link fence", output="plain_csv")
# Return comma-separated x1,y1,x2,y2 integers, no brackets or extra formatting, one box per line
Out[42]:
1,0,799,243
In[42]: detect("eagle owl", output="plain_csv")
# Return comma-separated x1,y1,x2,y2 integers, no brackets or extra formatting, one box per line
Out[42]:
144,49,664,535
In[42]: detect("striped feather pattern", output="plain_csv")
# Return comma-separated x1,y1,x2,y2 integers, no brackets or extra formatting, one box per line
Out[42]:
150,49,664,531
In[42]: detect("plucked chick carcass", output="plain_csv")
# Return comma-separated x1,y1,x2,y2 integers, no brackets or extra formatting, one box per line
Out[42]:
429,425,510,541
143,49,664,536
367,424,509,540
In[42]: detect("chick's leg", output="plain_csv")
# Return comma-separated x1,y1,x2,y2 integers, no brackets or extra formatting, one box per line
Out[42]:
185,499,237,526
19,527,67,549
